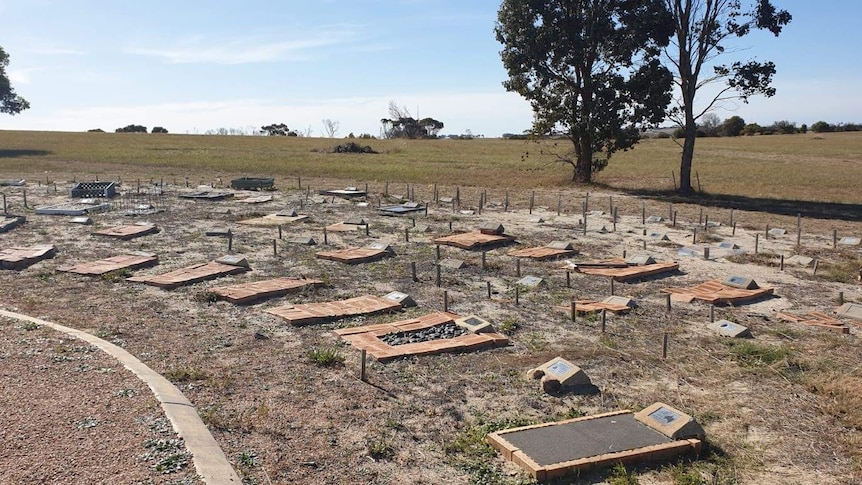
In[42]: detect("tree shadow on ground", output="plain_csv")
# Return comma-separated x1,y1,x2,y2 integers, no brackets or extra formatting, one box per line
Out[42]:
0,149,52,158
611,186,862,223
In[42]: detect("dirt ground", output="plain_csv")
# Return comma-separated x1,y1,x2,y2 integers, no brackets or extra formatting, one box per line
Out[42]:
1,173,861,485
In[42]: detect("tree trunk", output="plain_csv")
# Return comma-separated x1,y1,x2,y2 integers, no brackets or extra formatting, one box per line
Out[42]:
679,122,696,194
573,136,592,183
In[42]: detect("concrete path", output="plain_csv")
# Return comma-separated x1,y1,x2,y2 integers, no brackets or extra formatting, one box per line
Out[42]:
0,309,241,484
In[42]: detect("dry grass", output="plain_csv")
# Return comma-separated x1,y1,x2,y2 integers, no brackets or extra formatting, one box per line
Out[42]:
2,130,862,204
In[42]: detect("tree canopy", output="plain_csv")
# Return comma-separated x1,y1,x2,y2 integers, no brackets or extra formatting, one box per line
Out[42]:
261,123,296,136
380,102,444,139
664,0,791,193
0,46,29,115
495,0,674,183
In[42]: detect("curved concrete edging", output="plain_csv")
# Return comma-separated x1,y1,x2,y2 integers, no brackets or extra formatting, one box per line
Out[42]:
0,309,241,484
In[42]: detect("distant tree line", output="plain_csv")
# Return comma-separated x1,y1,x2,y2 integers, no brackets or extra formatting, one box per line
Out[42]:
107,124,169,134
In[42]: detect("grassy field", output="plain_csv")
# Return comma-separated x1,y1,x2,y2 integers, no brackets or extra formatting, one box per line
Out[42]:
1,130,861,205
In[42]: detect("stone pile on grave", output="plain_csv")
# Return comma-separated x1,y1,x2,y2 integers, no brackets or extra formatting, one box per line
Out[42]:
707,319,751,338
528,357,594,394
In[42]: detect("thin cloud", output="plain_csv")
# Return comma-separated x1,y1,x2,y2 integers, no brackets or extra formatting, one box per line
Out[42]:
127,29,358,65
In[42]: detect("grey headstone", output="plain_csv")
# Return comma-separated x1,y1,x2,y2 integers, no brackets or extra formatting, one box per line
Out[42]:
404,201,420,209
677,247,699,257
785,255,814,267
366,242,394,253
439,197,453,204
836,303,862,321
718,242,740,249
439,258,467,270
603,296,637,308
70,216,92,225
646,215,663,223
516,276,543,288
455,315,493,333
649,232,670,241
768,228,786,237
626,254,656,266
838,236,861,246
546,240,574,250
276,209,298,217
344,217,366,226
723,276,757,290
706,221,721,227
286,236,316,246
707,319,751,338
480,222,504,235
384,291,415,308
215,255,249,268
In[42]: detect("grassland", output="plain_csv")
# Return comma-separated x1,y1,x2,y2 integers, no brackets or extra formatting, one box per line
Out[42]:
1,130,861,205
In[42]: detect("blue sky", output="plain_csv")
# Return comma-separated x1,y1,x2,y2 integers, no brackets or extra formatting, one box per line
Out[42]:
0,1,858,137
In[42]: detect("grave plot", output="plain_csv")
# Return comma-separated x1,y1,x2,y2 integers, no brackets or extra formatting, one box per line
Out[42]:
211,277,324,304
315,244,393,265
509,241,577,261
92,223,159,240
334,312,509,362
178,190,233,200
318,187,366,199
230,177,274,190
326,218,367,232
572,257,679,282
235,194,273,204
378,201,425,216
265,295,403,326
127,256,249,289
237,210,309,226
776,311,849,334
556,296,635,315
35,201,110,215
0,215,25,233
57,253,159,276
661,278,773,305
70,181,117,198
487,402,703,481
433,231,515,250
0,244,56,270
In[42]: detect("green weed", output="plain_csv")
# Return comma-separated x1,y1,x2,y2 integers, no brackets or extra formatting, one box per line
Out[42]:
307,346,345,367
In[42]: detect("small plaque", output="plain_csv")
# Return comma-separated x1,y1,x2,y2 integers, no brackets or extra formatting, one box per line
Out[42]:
215,255,249,268
768,228,786,236
356,202,369,208
439,197,453,204
547,361,572,376
276,209,298,217
648,407,680,425
839,236,861,246
677,247,699,257
516,276,543,288
459,210,475,215
344,217,366,226
480,223,505,235
836,303,862,322
626,254,655,266
384,291,415,307
286,236,316,246
70,216,92,225
439,258,467,270
723,276,757,290
646,215,663,223
786,255,814,267
718,242,739,249
708,319,751,338
455,315,493,333
649,232,669,241
366,242,394,253
603,296,637,308
404,201,420,209
205,227,232,237
546,240,574,250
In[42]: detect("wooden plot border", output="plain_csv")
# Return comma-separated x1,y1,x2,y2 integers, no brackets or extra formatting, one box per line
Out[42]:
509,246,577,261
265,295,402,326
237,214,309,226
92,224,159,240
0,244,56,270
127,261,249,289
433,231,515,250
487,411,702,482
661,280,774,305
334,312,509,362
211,277,324,304
316,248,390,265
57,254,158,276
556,300,631,315
776,311,849,334
576,262,679,282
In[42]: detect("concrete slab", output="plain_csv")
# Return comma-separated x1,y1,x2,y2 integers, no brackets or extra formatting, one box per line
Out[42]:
626,254,656,266
455,315,494,333
0,215,25,233
205,227,232,237
211,277,324,304
838,236,861,246
434,231,515,250
646,215,664,223
92,223,158,240
266,295,402,326
318,188,366,198
0,244,57,270
577,261,679,282
785,255,815,267
516,276,544,288
509,245,577,260
35,202,110,215
768,228,786,237
178,190,233,200
57,253,158,276
69,216,92,225
480,222,505,235
127,261,249,289
235,195,273,204
286,236,317,246
439,258,467,270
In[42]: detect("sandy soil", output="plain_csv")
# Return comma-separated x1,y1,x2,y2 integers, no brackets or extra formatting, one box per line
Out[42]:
1,175,861,484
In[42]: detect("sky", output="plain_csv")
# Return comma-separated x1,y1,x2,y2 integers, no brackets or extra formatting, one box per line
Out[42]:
0,1,859,137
